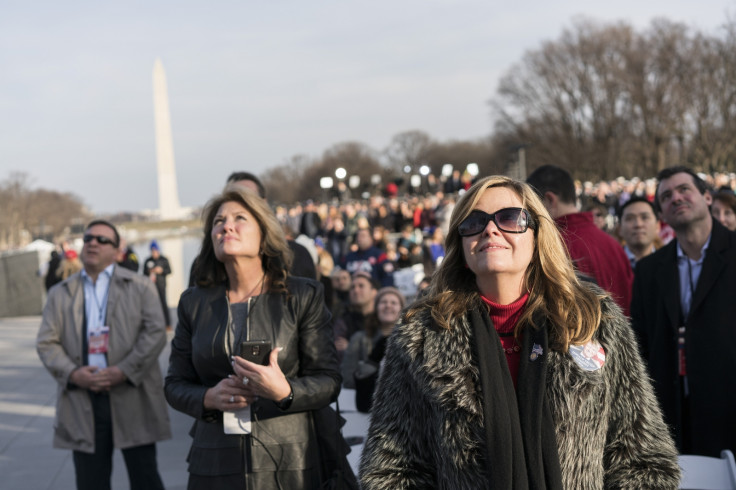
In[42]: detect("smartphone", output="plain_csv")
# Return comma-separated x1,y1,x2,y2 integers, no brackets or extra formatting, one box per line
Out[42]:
240,340,271,366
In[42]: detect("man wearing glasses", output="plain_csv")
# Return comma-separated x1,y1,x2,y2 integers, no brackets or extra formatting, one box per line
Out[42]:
37,219,171,490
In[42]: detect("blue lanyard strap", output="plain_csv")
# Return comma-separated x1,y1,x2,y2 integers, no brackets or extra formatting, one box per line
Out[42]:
91,280,110,325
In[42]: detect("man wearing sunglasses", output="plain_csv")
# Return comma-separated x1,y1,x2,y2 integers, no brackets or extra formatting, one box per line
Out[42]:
527,165,633,316
37,219,171,490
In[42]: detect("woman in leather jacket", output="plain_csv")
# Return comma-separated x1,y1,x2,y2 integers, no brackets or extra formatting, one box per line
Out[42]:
165,185,341,489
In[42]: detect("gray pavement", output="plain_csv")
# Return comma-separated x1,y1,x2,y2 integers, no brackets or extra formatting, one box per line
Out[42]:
0,315,368,490
0,315,190,490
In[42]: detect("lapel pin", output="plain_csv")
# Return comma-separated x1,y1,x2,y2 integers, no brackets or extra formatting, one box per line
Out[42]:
530,343,543,361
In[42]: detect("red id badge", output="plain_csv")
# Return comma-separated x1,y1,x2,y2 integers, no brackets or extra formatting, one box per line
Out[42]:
88,326,110,354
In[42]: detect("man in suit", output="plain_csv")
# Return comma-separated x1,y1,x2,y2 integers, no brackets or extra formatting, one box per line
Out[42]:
631,166,736,456
37,219,171,490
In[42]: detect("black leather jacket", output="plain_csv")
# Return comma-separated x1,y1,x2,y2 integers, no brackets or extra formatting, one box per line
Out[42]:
165,277,340,488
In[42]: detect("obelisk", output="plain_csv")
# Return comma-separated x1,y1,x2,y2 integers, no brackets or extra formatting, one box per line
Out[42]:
153,58,182,220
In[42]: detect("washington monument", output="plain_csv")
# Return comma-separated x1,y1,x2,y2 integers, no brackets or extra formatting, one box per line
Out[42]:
153,58,183,220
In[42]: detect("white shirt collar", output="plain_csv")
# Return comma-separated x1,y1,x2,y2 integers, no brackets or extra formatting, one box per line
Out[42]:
676,235,711,263
81,263,116,282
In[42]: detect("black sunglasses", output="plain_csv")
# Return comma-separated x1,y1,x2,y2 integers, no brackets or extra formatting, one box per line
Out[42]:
458,208,536,236
83,234,117,246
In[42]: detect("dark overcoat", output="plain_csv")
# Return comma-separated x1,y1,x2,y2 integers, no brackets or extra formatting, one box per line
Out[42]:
631,219,736,456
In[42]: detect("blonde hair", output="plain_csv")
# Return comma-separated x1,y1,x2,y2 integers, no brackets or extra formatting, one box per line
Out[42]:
57,257,82,280
193,185,292,293
405,175,605,351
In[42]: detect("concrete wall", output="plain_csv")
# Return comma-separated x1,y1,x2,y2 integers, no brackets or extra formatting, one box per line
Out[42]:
0,250,44,317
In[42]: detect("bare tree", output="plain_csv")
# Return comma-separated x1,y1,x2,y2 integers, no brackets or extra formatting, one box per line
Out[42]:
423,138,498,177
687,18,736,172
625,19,693,173
298,142,383,202
494,18,644,179
0,172,89,250
261,154,312,204
0,172,34,248
491,17,736,181
383,130,433,172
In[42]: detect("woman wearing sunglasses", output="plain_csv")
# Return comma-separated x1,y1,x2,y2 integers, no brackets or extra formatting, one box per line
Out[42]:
359,175,680,489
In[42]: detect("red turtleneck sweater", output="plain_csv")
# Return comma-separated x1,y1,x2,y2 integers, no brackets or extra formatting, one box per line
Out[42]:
481,293,529,387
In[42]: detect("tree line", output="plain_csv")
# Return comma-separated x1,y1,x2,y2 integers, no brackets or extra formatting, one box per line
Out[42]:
0,172,89,250
260,134,498,204
492,16,736,181
5,15,736,248
264,17,736,202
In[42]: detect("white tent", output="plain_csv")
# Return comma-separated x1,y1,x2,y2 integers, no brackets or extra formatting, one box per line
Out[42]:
22,239,56,272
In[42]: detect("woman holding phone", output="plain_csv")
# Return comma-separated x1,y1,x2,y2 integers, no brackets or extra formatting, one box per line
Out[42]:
165,185,342,489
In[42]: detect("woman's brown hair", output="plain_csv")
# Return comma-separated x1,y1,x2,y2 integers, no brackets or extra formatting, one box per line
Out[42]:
405,175,606,351
713,191,736,214
193,185,292,293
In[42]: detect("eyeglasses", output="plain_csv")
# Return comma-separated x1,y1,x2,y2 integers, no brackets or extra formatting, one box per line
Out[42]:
83,234,116,246
458,208,536,236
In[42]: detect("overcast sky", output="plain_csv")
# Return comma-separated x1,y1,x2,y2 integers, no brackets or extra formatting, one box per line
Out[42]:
1,0,733,214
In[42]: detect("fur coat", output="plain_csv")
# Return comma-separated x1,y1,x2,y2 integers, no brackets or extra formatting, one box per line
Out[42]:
359,294,680,489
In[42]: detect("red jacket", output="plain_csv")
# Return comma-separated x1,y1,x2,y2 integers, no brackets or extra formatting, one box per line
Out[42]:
555,212,633,316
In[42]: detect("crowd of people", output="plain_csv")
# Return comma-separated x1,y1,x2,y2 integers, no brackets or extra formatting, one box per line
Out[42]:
262,170,736,295
34,165,736,489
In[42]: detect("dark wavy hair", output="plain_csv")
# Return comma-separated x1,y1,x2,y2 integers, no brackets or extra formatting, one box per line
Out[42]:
192,185,292,293
654,166,709,214
526,164,577,205
226,171,266,199
713,190,736,214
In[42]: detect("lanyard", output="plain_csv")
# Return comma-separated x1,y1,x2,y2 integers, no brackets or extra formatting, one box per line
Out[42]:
89,276,111,326
226,296,253,356
225,278,264,356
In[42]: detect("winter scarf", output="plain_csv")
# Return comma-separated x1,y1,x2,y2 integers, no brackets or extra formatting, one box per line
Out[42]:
470,307,563,490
